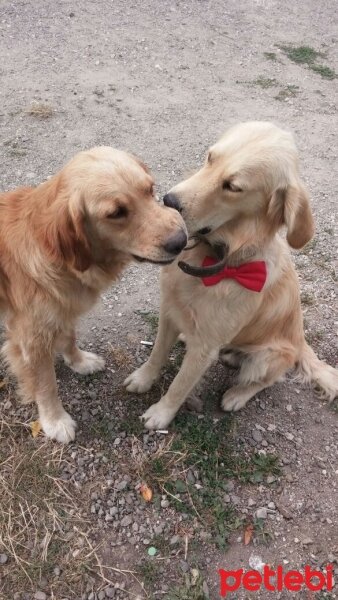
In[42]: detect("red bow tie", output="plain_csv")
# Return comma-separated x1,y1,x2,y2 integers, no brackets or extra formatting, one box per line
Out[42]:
202,256,267,292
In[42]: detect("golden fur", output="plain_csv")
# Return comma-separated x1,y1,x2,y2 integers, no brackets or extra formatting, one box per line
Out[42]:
0,147,186,441
125,121,338,428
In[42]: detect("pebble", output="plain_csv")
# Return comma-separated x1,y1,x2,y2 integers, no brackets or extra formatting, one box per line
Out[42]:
105,587,115,598
266,475,276,484
120,515,132,527
170,535,180,546
224,481,235,492
256,507,268,519
302,537,314,545
268,502,276,510
161,499,169,508
34,593,47,600
252,430,263,443
0,554,8,565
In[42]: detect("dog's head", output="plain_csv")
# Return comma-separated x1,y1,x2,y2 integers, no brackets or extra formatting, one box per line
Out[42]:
40,147,187,271
164,121,314,250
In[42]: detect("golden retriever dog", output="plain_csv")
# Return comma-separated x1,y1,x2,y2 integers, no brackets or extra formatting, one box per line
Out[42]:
125,121,338,429
0,147,187,441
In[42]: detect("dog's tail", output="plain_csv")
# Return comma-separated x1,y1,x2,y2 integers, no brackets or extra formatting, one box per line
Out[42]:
295,342,338,401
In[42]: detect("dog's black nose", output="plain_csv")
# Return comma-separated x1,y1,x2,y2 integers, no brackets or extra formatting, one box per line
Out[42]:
163,193,182,213
163,229,187,255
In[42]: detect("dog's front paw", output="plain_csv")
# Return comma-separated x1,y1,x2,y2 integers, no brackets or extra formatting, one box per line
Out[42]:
40,410,76,443
124,363,158,393
141,400,177,430
221,389,249,412
69,351,105,375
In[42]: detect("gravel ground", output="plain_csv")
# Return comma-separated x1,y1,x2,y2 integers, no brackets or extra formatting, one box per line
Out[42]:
0,1,337,599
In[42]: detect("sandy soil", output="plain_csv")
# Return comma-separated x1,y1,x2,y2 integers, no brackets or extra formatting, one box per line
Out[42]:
0,1,337,599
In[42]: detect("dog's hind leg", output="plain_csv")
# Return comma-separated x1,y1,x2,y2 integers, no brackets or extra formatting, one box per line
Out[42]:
222,344,296,412
124,309,179,393
57,328,105,375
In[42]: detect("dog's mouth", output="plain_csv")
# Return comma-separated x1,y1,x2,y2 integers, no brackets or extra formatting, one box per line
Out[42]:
132,255,175,265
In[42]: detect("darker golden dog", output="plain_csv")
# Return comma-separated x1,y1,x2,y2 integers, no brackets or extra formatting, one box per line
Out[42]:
0,147,187,441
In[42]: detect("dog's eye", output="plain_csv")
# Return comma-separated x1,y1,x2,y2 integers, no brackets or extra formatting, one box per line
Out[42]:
222,180,242,193
149,184,154,195
106,206,128,219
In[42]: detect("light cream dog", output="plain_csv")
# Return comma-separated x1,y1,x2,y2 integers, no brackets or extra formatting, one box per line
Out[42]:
125,121,338,428
0,148,187,442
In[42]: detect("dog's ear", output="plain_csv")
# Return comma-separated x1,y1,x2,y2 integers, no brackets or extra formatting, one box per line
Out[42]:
41,178,92,272
56,202,92,271
268,182,314,249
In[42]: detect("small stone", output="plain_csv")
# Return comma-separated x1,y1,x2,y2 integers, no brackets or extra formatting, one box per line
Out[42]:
186,470,196,484
203,581,209,596
266,475,276,484
53,565,61,576
34,593,47,600
105,589,115,599
161,499,169,508
224,481,235,492
268,502,276,510
154,524,164,535
248,498,256,507
231,495,240,506
252,430,263,443
180,560,189,573
170,535,180,546
116,480,128,491
0,554,8,565
256,507,268,519
285,432,294,441
302,537,314,546
98,592,106,600
120,515,132,527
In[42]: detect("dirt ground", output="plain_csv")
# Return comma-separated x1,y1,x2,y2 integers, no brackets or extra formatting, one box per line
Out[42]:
0,1,337,599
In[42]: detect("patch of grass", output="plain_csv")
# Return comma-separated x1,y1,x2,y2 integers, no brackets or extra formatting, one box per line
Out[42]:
279,45,324,65
25,102,54,118
137,558,158,586
274,84,300,101
134,415,280,550
165,570,208,600
309,64,336,79
278,44,336,79
136,310,159,335
0,416,116,597
108,343,133,368
252,76,279,88
253,517,274,545
264,52,277,61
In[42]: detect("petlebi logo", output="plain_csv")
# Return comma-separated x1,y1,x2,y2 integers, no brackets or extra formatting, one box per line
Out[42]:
218,563,334,596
